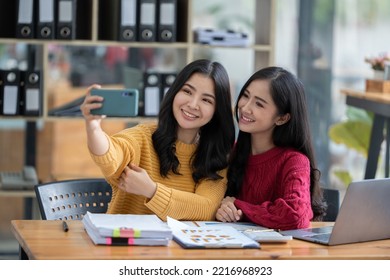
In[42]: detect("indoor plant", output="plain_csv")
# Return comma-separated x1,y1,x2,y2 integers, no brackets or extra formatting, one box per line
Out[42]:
365,52,390,71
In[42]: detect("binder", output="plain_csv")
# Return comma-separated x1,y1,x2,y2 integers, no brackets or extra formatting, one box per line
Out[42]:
118,0,138,41
56,0,76,39
16,0,35,38
143,72,162,116
21,70,42,116
97,0,117,40
138,0,157,42
1,70,21,116
157,0,177,42
37,0,56,39
161,72,176,96
0,71,4,115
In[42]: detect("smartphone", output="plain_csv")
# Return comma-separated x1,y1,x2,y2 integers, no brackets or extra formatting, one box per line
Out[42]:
90,88,139,117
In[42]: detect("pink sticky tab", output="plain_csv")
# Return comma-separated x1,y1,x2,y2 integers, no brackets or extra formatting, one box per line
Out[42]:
120,228,134,238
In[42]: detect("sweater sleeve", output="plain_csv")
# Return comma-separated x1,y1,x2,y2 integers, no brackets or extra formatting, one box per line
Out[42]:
234,168,313,230
89,124,150,179
145,170,228,221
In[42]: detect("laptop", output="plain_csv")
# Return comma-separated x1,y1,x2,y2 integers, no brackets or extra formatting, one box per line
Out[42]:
280,178,390,245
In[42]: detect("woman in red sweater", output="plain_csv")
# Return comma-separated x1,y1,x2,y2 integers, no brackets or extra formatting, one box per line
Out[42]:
216,67,327,230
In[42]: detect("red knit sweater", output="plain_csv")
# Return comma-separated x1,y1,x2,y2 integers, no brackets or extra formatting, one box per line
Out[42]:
234,147,313,230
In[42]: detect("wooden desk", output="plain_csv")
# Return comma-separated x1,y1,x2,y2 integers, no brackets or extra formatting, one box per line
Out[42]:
341,89,390,178
11,220,390,260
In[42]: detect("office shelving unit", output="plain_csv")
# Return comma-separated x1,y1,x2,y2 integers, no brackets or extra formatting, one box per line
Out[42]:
0,0,276,256
0,0,275,120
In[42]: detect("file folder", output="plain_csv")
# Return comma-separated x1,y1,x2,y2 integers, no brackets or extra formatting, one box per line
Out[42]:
143,72,162,116
138,0,157,42
157,0,177,42
56,0,77,39
118,0,138,41
37,0,56,39
1,70,21,116
16,0,35,38
161,72,176,96
21,70,42,116
0,71,4,115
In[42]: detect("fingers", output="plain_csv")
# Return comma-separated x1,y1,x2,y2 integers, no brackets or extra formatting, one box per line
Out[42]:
86,84,101,95
117,179,126,192
81,84,104,119
216,208,235,222
216,203,240,222
129,163,142,172
236,209,243,220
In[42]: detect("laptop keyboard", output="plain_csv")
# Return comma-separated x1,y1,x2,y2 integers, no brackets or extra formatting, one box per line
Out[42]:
310,233,331,242
305,226,333,234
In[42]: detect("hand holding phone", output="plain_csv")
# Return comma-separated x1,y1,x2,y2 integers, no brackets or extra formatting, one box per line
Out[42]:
90,88,139,117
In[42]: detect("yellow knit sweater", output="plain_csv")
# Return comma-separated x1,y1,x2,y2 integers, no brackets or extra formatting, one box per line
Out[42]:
89,122,227,221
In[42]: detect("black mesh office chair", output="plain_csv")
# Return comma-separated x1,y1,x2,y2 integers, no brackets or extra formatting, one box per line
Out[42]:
34,178,112,220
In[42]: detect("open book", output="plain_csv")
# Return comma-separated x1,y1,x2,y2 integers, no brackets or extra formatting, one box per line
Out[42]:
82,212,172,246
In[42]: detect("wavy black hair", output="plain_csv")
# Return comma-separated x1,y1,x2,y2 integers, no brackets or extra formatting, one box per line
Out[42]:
226,66,327,220
152,59,235,183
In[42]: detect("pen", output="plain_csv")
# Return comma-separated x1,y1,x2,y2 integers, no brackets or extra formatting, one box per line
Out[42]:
62,221,69,232
244,229,275,233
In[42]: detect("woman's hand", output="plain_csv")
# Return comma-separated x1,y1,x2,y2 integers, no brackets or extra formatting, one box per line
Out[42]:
216,196,243,222
81,84,111,155
118,164,157,198
80,84,105,129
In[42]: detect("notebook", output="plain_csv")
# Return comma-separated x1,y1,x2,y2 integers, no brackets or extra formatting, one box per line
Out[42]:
280,178,390,246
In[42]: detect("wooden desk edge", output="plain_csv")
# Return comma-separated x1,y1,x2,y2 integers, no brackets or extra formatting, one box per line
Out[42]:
10,220,34,260
10,220,390,260
341,88,390,104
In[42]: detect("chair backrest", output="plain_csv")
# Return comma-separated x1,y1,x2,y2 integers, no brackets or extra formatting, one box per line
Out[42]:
34,178,112,220
322,187,340,221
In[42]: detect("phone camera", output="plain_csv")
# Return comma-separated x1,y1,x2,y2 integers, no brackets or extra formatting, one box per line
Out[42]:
122,91,133,97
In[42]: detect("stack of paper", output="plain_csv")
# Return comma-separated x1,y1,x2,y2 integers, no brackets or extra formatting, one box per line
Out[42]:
82,212,173,246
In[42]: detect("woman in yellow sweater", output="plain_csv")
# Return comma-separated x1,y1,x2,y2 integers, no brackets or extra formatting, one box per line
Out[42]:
80,59,235,221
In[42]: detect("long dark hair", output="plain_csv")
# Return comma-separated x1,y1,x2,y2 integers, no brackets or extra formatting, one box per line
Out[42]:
226,66,327,220
152,59,235,183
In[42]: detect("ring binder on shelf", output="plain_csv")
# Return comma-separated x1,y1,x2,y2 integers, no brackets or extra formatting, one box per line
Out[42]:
1,70,21,116
37,0,56,39
143,72,162,116
138,0,157,42
0,71,4,115
56,0,76,40
157,0,177,42
21,70,42,116
16,0,35,38
118,0,138,41
161,72,176,96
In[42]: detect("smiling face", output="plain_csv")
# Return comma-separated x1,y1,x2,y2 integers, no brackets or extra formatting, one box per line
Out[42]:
173,73,216,144
237,79,290,150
